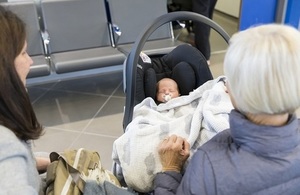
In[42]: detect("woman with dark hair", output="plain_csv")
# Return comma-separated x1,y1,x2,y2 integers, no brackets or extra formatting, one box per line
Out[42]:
0,5,47,193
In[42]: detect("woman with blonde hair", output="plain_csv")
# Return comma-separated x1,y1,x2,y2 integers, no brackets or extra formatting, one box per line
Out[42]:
154,24,300,194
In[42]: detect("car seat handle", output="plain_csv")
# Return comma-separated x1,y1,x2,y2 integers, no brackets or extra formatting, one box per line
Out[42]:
123,11,230,129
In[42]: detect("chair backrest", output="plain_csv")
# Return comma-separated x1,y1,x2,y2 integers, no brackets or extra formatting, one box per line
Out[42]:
1,0,45,56
107,0,173,45
41,0,111,53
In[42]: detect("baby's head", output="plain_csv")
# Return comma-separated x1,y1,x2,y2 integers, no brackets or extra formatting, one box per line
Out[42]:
156,78,180,103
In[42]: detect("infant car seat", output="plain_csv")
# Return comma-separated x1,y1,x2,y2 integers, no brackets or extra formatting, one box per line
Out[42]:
116,11,230,191
134,44,213,104
123,11,230,129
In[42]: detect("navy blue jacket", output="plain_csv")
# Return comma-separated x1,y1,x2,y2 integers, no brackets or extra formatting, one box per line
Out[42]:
154,110,300,195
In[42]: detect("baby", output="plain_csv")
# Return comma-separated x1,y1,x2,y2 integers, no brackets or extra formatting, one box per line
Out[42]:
156,78,180,103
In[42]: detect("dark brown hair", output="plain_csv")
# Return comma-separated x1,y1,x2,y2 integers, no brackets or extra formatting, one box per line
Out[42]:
0,5,43,141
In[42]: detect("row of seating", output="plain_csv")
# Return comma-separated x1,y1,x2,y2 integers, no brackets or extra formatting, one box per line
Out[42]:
1,0,182,85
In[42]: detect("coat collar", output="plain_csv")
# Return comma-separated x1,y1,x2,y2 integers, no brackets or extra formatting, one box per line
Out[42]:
230,109,300,155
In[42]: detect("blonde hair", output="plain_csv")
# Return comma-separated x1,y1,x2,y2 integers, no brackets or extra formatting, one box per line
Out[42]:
224,24,300,114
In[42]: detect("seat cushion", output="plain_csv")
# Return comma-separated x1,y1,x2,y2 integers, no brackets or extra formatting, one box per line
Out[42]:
52,47,126,74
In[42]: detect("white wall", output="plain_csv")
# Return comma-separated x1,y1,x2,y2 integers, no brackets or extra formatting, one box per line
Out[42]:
215,0,241,18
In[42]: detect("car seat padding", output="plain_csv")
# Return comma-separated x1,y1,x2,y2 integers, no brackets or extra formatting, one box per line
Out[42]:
135,44,212,104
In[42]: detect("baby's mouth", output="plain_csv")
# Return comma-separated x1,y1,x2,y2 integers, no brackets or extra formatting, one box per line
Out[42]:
163,94,172,102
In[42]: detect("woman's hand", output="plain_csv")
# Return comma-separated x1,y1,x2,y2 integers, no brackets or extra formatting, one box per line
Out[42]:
36,156,50,173
158,135,190,172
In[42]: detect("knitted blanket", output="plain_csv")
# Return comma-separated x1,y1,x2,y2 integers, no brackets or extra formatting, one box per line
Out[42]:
112,76,233,192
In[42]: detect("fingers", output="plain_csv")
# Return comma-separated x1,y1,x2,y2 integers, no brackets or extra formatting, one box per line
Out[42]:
181,139,190,157
160,135,189,152
162,134,182,143
158,135,190,172
182,139,190,151
167,134,178,142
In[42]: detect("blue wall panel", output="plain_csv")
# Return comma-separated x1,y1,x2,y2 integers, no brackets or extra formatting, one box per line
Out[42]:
239,0,278,30
284,0,300,28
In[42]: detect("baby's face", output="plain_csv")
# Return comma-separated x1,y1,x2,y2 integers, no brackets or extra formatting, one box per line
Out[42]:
156,78,180,102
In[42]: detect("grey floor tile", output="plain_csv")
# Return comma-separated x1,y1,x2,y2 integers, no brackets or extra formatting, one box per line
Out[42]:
213,11,239,36
85,97,125,136
210,31,229,52
209,52,225,77
32,127,81,153
27,87,51,104
210,12,238,52
32,90,108,130
112,83,126,98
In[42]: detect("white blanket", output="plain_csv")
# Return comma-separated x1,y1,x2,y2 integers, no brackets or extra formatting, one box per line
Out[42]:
112,76,234,192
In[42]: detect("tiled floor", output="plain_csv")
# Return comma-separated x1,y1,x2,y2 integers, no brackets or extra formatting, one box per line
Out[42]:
29,73,125,170
29,11,239,170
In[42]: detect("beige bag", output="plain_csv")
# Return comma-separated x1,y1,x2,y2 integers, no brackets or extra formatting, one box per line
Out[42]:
45,148,120,195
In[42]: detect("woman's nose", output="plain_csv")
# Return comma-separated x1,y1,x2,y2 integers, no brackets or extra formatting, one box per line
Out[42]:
27,54,33,65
